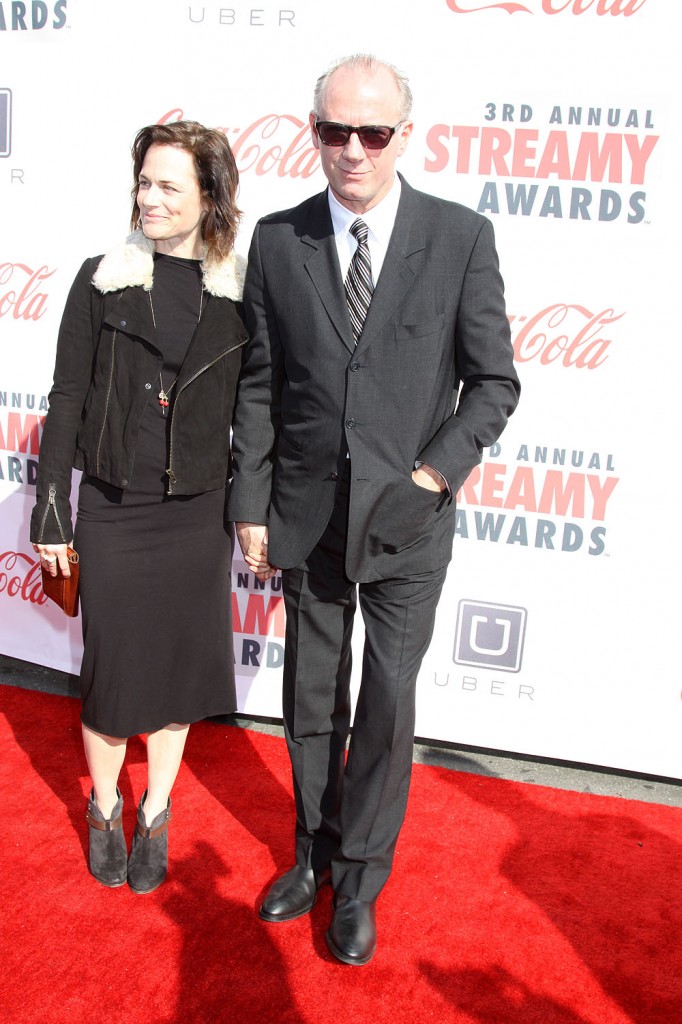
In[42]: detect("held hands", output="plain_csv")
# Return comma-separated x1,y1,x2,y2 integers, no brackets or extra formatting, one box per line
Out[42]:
32,543,71,578
236,523,278,582
236,470,444,585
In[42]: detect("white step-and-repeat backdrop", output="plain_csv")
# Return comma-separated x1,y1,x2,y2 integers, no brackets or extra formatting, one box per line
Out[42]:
1,0,679,778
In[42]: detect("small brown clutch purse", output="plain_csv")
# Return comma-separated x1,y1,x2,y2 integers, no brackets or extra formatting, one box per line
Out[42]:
41,547,80,617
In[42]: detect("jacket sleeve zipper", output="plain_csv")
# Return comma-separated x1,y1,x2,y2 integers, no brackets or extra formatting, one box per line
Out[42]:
165,338,248,495
38,484,68,543
96,330,117,477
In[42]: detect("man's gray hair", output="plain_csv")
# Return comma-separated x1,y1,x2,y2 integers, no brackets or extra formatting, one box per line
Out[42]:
312,54,413,121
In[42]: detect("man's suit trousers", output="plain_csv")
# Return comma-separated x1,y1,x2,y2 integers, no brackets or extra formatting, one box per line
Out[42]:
281,464,447,901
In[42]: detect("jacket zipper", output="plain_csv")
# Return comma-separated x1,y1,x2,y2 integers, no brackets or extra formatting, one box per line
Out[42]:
165,339,248,495
38,484,68,543
96,330,117,476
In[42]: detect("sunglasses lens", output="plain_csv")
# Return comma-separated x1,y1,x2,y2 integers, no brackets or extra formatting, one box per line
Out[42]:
357,126,393,149
316,123,395,149
317,123,351,146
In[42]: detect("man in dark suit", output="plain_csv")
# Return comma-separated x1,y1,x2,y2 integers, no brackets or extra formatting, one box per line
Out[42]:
228,54,520,965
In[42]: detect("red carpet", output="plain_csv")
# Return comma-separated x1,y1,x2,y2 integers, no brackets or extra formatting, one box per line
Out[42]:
0,686,680,1024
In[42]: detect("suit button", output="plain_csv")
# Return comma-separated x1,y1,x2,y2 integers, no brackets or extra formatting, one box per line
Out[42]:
345,418,356,429
330,472,339,481
350,362,359,372
119,320,127,328
121,478,129,487
145,383,152,390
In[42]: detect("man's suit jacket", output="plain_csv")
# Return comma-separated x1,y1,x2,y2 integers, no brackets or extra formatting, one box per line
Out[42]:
228,177,520,583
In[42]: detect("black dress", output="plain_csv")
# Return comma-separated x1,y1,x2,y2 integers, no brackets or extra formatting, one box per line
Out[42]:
74,254,237,737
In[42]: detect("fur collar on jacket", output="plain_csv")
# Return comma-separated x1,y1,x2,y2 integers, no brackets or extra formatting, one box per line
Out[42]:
92,229,246,300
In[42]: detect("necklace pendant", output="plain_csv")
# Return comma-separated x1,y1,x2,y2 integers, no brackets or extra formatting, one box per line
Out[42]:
158,389,169,414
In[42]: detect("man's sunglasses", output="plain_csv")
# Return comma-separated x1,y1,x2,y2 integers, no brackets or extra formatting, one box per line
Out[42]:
314,120,404,150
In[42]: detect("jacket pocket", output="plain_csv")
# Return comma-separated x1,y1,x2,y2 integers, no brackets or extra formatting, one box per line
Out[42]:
394,313,445,342
370,474,445,554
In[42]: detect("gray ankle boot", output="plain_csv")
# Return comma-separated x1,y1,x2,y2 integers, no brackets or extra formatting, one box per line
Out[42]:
127,790,172,894
86,788,127,887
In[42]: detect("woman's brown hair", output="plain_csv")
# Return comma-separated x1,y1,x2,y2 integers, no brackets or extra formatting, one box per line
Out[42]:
130,120,241,264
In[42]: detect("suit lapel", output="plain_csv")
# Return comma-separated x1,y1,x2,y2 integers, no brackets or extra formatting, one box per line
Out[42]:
355,180,425,354
300,180,426,355
302,191,356,354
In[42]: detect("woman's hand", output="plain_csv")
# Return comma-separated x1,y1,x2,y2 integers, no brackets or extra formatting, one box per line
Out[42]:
235,523,277,582
33,543,71,578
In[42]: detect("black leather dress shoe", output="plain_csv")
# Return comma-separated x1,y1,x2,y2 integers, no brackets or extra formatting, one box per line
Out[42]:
259,864,331,922
325,895,377,965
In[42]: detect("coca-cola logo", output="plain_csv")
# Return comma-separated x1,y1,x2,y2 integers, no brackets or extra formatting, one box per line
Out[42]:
0,551,47,605
446,0,646,15
159,110,320,179
0,263,54,321
0,0,67,30
509,305,623,368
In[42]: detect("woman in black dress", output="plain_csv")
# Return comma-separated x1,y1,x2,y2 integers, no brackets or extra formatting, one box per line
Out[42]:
30,121,248,893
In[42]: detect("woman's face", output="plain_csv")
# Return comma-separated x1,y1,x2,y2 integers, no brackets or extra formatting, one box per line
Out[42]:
137,143,206,258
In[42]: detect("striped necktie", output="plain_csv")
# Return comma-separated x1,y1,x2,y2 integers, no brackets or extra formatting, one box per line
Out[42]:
345,218,374,341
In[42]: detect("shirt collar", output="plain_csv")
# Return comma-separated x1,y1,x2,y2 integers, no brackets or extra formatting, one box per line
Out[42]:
327,175,402,245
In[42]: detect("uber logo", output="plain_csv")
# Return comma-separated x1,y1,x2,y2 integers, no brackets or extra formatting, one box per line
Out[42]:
0,89,10,158
454,599,527,673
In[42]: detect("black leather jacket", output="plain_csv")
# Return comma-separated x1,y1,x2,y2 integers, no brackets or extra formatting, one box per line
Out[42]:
31,248,248,545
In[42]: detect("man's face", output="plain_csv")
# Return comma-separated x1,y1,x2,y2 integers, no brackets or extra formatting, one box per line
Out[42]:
310,65,413,214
